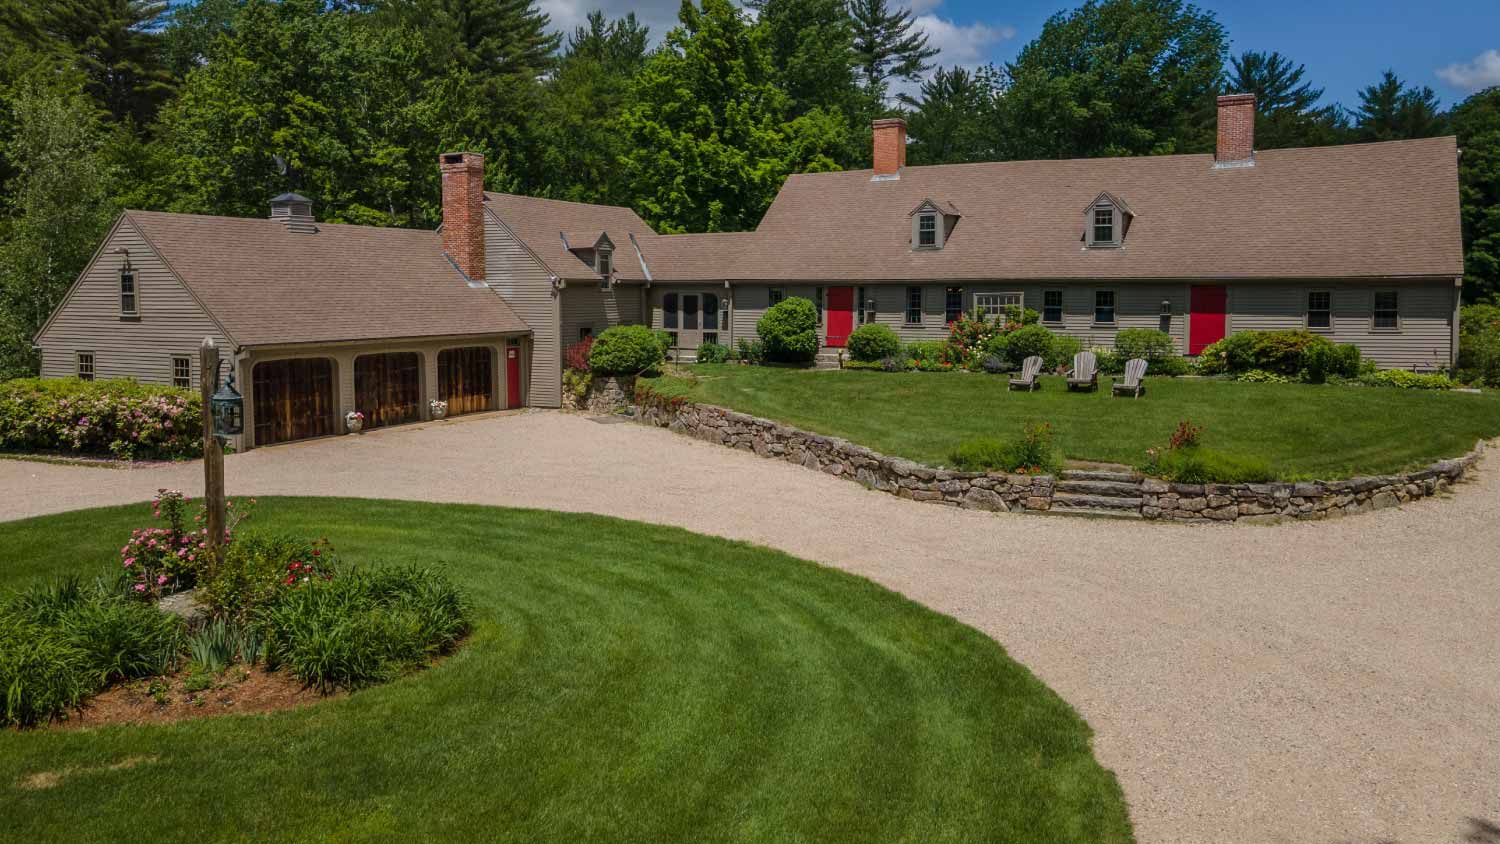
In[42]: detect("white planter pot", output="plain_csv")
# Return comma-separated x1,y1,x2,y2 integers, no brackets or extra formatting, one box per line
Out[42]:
345,414,364,433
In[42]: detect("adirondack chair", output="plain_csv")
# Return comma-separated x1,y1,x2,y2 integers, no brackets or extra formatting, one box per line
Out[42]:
1066,351,1098,392
1112,357,1148,398
1008,355,1043,391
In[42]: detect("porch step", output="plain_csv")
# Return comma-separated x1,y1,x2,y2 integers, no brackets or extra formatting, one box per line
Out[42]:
1041,505,1145,521
1060,469,1140,484
1054,479,1143,497
1051,492,1144,511
814,348,845,370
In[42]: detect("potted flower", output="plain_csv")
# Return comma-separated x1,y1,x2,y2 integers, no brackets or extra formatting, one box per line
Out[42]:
429,399,448,420
345,410,365,433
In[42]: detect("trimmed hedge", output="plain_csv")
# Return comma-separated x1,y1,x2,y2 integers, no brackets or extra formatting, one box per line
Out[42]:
0,378,202,460
1114,328,1176,361
847,323,901,362
757,298,819,363
589,325,666,375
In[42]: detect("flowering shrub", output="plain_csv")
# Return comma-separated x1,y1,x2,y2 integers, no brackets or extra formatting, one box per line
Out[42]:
199,533,337,620
944,310,1002,367
0,378,201,460
564,336,594,372
121,489,255,599
1167,420,1202,450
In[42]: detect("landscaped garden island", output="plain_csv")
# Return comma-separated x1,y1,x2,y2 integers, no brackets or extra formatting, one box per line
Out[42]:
0,498,1131,843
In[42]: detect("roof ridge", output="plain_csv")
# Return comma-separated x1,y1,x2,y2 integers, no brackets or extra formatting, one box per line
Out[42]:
483,191,639,213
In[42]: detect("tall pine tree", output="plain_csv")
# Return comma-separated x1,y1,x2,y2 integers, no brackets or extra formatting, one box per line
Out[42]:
905,66,1003,165
847,0,937,101
1353,70,1445,142
1451,87,1500,302
29,0,176,125
1228,50,1346,149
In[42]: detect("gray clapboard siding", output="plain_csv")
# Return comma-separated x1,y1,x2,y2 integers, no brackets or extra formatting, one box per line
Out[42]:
1228,280,1454,370
484,209,561,407
35,214,229,384
561,283,644,350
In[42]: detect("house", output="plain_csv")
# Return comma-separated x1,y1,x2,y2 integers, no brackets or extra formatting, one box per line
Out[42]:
35,94,1465,448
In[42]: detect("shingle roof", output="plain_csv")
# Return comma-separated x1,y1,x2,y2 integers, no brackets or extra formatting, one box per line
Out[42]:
126,210,530,348
750,137,1463,281
485,193,657,280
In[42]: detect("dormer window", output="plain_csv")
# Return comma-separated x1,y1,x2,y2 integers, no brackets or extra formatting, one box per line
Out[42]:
1083,191,1133,248
910,199,960,250
917,214,937,247
1093,209,1115,245
596,247,612,279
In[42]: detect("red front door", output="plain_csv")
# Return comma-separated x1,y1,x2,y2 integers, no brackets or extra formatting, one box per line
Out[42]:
826,287,854,347
505,347,522,409
1189,286,1227,355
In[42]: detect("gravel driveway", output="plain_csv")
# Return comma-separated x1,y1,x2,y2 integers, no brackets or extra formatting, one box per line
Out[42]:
3,410,1497,844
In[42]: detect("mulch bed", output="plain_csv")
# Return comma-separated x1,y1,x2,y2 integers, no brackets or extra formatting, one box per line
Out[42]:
48,667,341,731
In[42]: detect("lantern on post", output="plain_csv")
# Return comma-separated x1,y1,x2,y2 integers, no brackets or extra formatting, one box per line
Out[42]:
210,370,244,440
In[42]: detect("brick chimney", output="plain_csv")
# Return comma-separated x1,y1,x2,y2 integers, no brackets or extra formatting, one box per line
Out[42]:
1215,94,1256,168
439,151,485,281
872,118,907,179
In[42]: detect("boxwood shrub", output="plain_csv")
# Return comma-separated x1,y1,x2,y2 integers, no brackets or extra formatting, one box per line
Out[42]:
0,378,202,460
756,297,819,363
846,323,901,362
1114,328,1176,361
1005,324,1055,368
589,325,667,375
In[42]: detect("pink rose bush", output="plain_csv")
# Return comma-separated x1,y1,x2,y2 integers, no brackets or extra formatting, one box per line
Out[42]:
121,489,257,599
0,378,202,460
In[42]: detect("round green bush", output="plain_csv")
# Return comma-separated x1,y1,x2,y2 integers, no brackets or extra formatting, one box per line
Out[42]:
588,325,667,375
1006,324,1055,367
756,298,819,363
1046,334,1082,371
1114,328,1176,361
695,342,731,364
846,323,901,362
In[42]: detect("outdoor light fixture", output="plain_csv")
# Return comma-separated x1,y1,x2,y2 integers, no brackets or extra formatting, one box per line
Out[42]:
210,366,244,438
1160,299,1172,316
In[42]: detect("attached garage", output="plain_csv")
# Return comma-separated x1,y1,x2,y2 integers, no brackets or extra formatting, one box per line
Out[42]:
438,346,495,415
252,358,337,446
354,352,423,429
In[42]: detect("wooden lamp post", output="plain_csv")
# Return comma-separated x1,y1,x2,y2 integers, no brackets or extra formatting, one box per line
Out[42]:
200,337,243,565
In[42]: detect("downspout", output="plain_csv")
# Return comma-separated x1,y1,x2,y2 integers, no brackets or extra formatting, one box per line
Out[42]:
1453,276,1463,372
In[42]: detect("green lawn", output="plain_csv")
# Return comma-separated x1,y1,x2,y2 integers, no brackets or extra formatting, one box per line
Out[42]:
1,498,1131,844
644,365,1500,479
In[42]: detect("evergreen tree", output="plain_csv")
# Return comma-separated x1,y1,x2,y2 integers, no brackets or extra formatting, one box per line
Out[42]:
1451,87,1500,302
905,65,1003,165
1228,50,1347,149
30,0,177,125
1353,70,1445,142
619,0,844,233
999,0,1227,159
161,0,244,80
528,12,650,203
847,0,937,100
759,0,859,117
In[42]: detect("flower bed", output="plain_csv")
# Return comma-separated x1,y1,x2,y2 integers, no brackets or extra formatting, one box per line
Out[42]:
1,491,471,728
0,378,202,460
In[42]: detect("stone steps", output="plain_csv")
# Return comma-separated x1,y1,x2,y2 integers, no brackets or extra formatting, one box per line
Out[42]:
1042,503,1145,520
1060,468,1140,483
1051,492,1144,511
1054,479,1142,497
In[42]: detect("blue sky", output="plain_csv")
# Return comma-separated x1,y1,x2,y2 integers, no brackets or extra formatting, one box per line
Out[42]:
540,0,1500,108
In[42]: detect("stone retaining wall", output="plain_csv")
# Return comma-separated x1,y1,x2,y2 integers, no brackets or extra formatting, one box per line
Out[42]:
562,375,635,414
635,397,1484,524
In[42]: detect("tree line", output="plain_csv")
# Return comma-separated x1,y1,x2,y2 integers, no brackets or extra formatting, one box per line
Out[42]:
0,0,1496,379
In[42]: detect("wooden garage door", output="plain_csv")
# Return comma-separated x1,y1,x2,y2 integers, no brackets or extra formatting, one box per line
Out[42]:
354,352,421,429
252,358,335,446
438,347,494,415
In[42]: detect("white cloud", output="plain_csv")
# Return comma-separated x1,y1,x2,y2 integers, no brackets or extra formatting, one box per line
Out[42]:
886,14,1015,100
537,0,682,45
1437,49,1500,93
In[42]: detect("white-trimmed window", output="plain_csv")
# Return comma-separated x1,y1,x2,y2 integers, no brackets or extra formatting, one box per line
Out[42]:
1042,290,1064,323
77,352,95,381
905,286,923,324
596,247,612,278
1307,291,1332,330
1373,291,1399,330
917,213,937,247
1092,208,1115,245
1094,290,1116,325
120,268,138,316
974,292,1022,320
663,292,678,329
172,355,191,388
